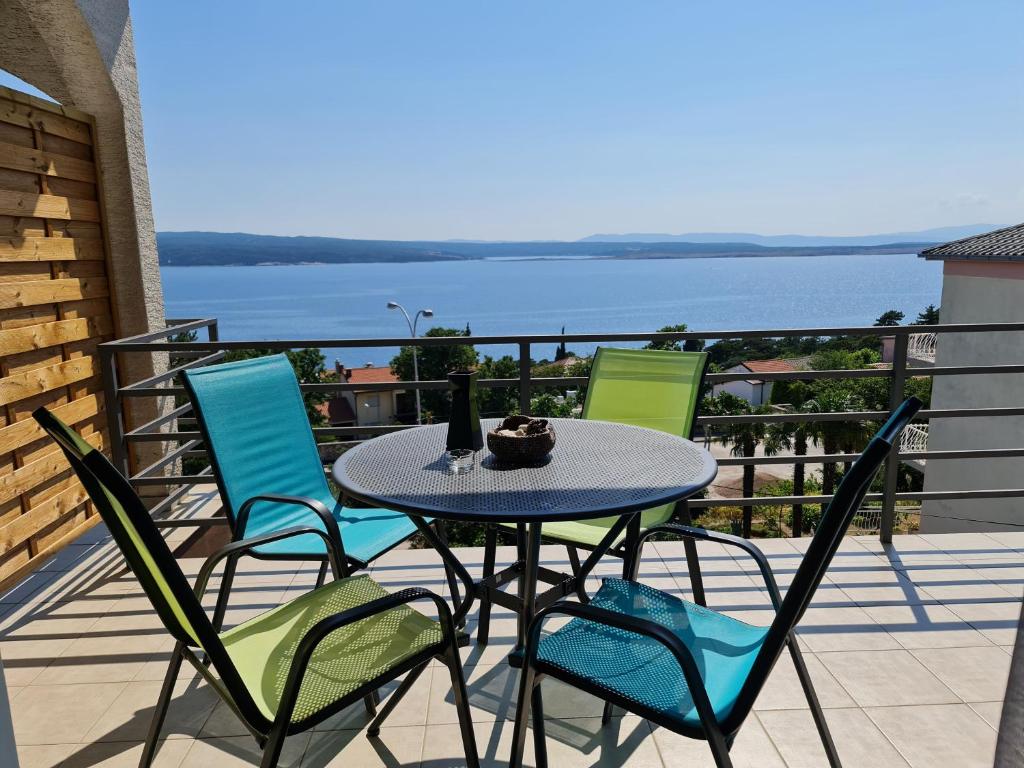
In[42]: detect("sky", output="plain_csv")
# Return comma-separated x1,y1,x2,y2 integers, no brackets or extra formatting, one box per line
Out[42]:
4,1,1024,241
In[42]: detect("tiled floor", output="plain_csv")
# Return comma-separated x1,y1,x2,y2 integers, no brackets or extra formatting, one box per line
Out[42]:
2,525,1019,767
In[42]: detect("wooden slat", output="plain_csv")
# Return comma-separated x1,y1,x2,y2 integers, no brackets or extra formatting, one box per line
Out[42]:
0,394,102,457
0,315,112,356
0,276,108,309
0,237,104,262
0,357,96,407
0,190,99,222
0,514,101,591
0,141,96,183
10,480,90,541
0,94,92,145
0,430,103,506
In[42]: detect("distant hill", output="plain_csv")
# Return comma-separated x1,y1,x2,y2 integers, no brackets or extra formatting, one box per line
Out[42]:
156,230,941,267
578,224,999,247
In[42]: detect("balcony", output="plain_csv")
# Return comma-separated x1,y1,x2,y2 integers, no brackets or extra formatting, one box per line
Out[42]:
2,513,1018,767
3,318,1023,767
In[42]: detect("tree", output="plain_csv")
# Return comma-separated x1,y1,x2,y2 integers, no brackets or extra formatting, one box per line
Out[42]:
554,327,569,361
711,393,767,537
764,395,817,535
477,354,519,416
645,323,704,352
914,304,940,325
805,383,872,495
874,309,905,327
390,326,478,421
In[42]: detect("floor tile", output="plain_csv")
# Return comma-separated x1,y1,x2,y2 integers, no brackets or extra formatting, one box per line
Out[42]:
752,652,854,710
179,733,310,767
861,602,994,649
60,739,192,768
816,649,959,707
10,681,126,744
866,703,997,768
302,726,425,767
83,677,220,742
651,715,785,767
759,707,910,767
911,646,1012,702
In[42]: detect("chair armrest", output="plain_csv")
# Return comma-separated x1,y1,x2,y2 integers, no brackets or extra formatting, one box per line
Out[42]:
193,525,343,599
526,601,722,728
272,587,455,726
236,493,346,563
638,523,784,610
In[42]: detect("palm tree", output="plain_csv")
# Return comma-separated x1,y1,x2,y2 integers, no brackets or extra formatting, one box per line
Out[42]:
764,400,816,536
714,395,767,537
805,384,872,497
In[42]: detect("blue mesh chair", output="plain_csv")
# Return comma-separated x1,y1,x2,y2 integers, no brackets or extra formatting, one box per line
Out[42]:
182,355,459,626
510,397,922,768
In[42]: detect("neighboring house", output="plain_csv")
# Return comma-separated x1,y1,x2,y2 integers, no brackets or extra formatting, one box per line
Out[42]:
918,223,1024,533
318,361,408,428
712,359,800,405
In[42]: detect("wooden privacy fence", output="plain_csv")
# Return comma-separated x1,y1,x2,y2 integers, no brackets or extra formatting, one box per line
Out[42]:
0,86,118,591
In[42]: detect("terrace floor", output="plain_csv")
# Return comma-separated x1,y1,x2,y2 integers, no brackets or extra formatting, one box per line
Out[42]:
2,523,1020,768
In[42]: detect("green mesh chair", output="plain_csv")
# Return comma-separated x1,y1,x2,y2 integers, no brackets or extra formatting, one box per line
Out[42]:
509,398,922,768
32,407,478,768
478,347,709,642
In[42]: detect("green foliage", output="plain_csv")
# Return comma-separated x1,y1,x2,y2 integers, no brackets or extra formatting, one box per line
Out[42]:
644,323,704,352
809,347,879,371
874,309,905,327
914,304,940,325
390,327,479,421
477,354,520,416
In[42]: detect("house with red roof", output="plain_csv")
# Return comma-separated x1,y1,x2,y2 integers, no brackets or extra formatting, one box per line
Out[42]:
317,361,409,428
711,358,803,405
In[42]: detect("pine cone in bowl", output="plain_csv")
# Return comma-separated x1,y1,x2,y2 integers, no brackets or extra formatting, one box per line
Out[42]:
487,416,556,465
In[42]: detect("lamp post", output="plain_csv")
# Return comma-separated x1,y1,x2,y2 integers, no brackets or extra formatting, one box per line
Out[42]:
387,301,433,424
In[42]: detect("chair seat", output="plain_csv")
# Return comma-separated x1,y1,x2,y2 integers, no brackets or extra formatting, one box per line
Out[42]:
536,578,768,727
498,505,673,548
221,574,443,723
243,497,430,564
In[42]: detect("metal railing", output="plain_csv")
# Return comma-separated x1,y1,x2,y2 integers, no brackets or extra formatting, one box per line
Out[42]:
908,332,937,364
98,319,1024,543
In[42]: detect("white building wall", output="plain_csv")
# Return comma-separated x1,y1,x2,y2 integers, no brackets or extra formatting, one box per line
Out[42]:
921,262,1024,532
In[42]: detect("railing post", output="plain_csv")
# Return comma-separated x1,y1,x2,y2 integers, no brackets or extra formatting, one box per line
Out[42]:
518,342,531,415
880,332,909,543
99,344,130,476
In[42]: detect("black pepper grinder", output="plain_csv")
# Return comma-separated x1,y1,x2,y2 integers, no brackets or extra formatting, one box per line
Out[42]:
446,370,484,451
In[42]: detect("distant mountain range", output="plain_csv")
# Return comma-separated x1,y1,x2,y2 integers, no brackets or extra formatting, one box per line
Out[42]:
577,224,997,247
155,226,992,267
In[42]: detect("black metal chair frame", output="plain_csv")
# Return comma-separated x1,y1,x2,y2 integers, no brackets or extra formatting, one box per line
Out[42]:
509,397,922,768
32,408,480,768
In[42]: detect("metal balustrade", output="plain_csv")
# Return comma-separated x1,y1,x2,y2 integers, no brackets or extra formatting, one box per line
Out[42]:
98,318,1024,543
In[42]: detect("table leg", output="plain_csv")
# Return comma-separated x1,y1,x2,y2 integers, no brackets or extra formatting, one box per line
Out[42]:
622,514,642,581
515,522,544,653
408,515,477,627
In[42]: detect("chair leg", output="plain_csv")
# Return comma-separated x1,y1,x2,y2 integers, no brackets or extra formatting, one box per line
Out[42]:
315,559,329,589
437,522,463,625
601,700,616,724
477,525,497,645
443,642,480,767
531,680,547,768
367,662,429,737
705,725,735,768
363,691,378,717
788,633,842,767
565,545,590,603
211,553,239,633
140,642,184,768
510,664,539,768
259,723,288,768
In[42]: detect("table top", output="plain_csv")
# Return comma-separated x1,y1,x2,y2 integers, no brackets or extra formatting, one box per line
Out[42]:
332,418,717,523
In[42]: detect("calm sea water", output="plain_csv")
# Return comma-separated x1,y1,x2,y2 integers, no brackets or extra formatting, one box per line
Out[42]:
160,253,942,366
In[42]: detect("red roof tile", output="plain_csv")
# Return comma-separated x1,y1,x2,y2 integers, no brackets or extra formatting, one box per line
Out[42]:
742,359,798,374
346,366,399,385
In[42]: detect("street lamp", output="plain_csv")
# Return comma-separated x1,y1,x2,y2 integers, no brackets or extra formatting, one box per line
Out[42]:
387,301,434,424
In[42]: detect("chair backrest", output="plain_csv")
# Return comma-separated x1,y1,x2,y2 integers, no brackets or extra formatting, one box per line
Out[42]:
582,347,708,439
32,408,265,726
32,408,212,649
731,397,922,726
182,354,332,530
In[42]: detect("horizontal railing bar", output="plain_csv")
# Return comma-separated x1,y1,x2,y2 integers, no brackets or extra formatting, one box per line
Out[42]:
101,320,1024,352
120,351,226,392
124,402,193,435
153,517,226,529
133,440,202,480
132,475,218,486
690,488,1024,507
100,318,217,347
717,447,1024,466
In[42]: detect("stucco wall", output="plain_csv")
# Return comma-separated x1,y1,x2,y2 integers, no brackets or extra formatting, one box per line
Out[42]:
921,262,1024,532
